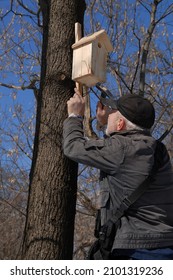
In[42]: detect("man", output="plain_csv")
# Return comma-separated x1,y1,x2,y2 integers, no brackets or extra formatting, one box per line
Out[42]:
63,88,173,260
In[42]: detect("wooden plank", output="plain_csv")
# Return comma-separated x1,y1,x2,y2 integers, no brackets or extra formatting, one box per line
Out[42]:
74,23,83,95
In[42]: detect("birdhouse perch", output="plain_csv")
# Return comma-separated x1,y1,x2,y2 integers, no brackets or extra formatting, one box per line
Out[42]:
72,29,113,87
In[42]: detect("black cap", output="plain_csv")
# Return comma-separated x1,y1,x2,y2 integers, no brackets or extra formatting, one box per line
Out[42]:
101,94,155,129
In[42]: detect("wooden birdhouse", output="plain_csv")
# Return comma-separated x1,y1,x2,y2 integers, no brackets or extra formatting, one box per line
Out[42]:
72,30,113,87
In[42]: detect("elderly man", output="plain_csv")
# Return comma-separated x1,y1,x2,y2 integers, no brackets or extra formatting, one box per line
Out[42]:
63,88,173,260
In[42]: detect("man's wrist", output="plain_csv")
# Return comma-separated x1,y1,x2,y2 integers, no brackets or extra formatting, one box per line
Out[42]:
68,113,83,119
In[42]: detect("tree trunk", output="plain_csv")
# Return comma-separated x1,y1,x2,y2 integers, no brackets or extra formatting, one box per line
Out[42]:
21,0,86,260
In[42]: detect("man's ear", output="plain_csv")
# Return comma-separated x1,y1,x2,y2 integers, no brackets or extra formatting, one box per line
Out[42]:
117,118,126,131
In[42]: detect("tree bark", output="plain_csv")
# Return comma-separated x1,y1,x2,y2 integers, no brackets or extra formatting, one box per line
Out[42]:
21,0,86,260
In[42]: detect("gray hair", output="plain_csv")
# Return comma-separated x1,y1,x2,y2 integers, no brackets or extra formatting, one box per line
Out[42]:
117,111,145,131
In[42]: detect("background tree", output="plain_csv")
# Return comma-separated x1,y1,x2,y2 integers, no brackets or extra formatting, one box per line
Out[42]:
21,0,86,259
0,104,32,259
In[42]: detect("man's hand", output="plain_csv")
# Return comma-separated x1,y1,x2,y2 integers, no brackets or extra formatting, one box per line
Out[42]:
96,101,111,126
67,88,85,117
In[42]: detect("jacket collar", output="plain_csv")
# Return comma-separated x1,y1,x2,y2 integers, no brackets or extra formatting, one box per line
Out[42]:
109,129,151,137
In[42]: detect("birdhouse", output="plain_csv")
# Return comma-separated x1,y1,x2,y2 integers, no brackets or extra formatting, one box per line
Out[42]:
72,30,113,87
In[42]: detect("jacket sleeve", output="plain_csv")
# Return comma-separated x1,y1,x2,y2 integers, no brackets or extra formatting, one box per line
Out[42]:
63,117,124,174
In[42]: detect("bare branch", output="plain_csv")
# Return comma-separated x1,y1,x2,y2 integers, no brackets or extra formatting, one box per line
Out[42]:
16,0,38,16
155,4,173,24
0,78,39,100
111,67,132,93
0,197,26,217
139,0,159,96
139,1,173,96
137,0,151,13
130,1,141,92
159,123,173,142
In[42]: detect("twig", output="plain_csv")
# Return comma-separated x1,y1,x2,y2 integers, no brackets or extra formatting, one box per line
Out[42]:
158,123,173,142
0,197,26,216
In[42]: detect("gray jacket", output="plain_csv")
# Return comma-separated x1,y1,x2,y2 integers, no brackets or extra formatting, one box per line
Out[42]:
63,117,173,249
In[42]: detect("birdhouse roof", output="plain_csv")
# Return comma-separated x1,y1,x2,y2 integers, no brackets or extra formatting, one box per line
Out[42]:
72,30,113,52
